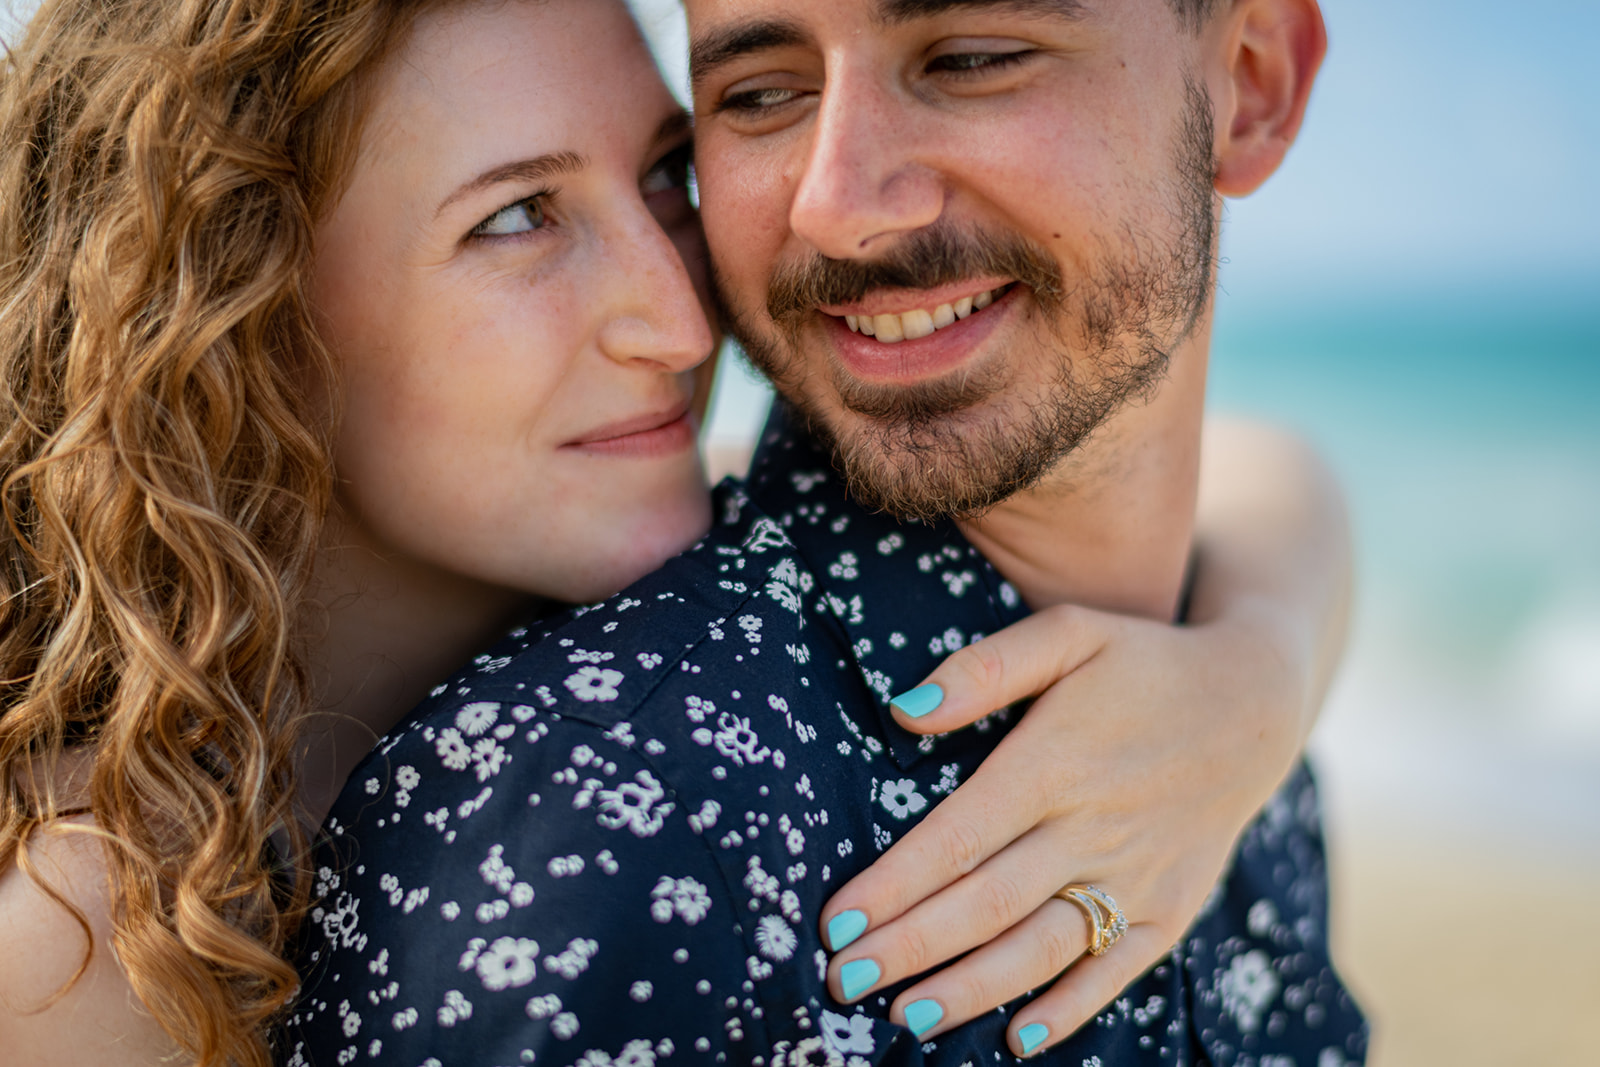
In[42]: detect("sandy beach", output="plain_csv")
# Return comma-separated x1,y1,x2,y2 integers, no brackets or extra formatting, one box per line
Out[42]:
1314,686,1600,1067
1331,833,1600,1067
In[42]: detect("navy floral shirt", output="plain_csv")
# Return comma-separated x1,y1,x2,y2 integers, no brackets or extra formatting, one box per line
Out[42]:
283,405,1367,1067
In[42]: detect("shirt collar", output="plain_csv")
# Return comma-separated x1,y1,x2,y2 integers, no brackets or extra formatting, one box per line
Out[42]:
743,401,1030,771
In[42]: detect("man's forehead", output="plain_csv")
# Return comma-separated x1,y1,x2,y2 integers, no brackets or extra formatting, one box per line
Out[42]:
688,0,1091,81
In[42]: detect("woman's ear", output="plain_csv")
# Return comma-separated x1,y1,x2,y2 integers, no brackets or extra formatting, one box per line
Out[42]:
1209,0,1328,198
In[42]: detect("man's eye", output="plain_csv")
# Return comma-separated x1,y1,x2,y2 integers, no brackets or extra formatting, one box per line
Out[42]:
471,196,548,238
642,143,693,197
928,51,1032,76
717,86,802,115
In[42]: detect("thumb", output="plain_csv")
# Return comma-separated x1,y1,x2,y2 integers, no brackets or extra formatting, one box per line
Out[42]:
887,604,1108,734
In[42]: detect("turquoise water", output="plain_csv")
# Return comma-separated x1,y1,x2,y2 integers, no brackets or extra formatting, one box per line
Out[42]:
1210,288,1600,727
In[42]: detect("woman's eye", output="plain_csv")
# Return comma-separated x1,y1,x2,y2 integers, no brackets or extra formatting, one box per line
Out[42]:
471,197,548,238
928,50,1032,76
642,144,693,197
718,86,802,115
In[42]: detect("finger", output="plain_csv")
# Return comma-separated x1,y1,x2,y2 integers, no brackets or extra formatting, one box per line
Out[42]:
818,753,1043,952
1008,924,1173,1056
887,604,1109,735
878,893,1095,1037
825,824,1084,1000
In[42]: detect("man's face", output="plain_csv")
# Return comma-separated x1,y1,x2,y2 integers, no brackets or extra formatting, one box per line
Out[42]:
688,0,1221,520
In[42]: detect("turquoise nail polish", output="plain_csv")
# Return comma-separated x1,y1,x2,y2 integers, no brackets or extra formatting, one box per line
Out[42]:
904,999,943,1037
890,683,944,719
839,959,881,1001
827,910,868,951
1018,1023,1050,1056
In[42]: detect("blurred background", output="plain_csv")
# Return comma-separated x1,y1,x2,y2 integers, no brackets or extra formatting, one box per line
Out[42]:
632,0,1600,1062
6,0,1592,1061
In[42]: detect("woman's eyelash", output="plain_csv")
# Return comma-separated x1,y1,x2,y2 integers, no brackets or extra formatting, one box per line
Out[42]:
468,190,554,241
644,143,694,192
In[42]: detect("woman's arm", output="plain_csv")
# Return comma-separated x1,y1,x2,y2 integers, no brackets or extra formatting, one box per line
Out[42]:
0,818,179,1066
1189,417,1353,737
815,418,1353,1053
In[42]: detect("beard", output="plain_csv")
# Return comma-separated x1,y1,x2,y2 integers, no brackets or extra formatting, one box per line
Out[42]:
715,78,1220,523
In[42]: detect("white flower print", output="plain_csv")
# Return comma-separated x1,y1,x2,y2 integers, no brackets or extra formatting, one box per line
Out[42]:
550,1010,579,1038
437,989,472,1028
1248,898,1279,938
543,937,599,980
766,577,803,614
435,729,471,771
775,1037,843,1067
575,1040,657,1067
475,936,539,991
455,702,499,736
713,713,771,766
564,665,624,702
596,771,672,837
879,778,928,820
394,765,420,791
1219,948,1280,1033
819,1010,876,1055
524,993,561,1019
650,875,712,925
754,914,798,961
470,737,506,781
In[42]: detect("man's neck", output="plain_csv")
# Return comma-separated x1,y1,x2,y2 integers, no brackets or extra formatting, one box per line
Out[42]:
955,339,1209,621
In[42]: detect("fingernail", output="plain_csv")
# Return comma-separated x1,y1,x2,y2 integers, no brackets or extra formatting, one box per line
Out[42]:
826,910,868,951
1018,1023,1050,1055
904,998,943,1037
890,683,944,719
839,959,881,1001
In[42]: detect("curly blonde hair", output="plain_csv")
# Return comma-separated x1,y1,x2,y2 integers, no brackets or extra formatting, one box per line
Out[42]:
0,1,438,1063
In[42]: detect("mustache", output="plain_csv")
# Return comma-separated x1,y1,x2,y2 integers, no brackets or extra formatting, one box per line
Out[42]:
764,221,1065,328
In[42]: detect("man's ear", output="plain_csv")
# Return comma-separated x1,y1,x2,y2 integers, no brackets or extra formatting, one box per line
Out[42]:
1209,0,1327,198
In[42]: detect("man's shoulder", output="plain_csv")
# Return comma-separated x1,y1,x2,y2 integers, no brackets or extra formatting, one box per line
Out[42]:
329,484,827,813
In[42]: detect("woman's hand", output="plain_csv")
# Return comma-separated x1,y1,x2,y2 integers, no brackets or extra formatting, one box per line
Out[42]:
816,421,1352,1055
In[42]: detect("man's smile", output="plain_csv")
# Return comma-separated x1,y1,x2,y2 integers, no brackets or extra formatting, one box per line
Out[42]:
821,282,1022,384
836,283,1015,342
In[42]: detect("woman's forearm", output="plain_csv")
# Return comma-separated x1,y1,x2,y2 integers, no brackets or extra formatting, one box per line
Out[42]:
1189,417,1354,746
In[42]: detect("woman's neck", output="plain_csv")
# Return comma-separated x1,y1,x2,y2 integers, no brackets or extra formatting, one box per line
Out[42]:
298,519,533,828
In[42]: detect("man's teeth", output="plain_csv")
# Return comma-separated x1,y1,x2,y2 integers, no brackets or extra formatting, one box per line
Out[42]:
843,287,1005,342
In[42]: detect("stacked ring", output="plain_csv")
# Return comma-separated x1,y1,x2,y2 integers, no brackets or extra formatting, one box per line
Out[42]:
1053,883,1128,957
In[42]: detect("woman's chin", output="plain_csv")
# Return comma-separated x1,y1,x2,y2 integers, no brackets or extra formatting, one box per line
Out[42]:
553,497,713,606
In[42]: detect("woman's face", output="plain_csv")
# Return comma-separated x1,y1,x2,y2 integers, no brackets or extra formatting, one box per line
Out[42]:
312,0,715,605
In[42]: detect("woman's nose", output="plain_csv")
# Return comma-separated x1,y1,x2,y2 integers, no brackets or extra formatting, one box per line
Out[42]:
595,207,716,373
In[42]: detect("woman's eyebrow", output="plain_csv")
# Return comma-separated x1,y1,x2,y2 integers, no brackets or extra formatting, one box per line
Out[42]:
435,151,588,218
653,109,694,151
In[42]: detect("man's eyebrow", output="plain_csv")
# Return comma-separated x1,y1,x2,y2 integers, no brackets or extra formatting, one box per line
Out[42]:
878,0,1089,23
436,151,587,218
689,18,808,84
689,2,1088,84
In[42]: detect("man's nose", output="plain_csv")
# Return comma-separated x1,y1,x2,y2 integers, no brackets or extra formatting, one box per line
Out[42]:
788,73,943,260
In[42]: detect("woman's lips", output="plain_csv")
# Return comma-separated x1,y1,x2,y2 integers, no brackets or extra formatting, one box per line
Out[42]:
564,402,696,457
824,284,1020,384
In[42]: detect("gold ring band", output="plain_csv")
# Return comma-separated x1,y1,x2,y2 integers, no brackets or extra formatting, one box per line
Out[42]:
1053,883,1128,956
